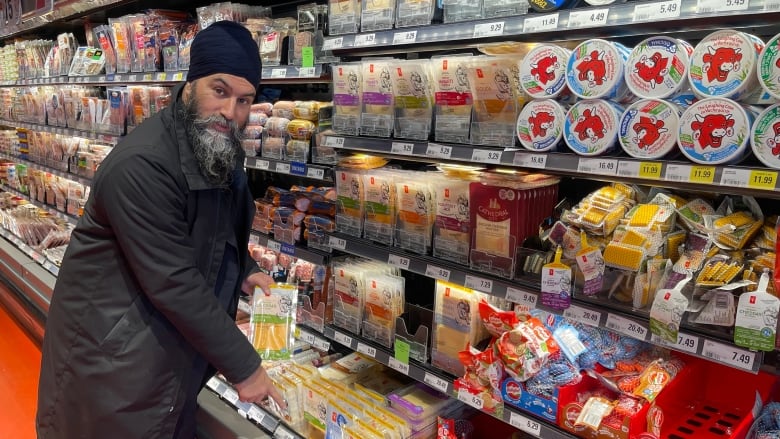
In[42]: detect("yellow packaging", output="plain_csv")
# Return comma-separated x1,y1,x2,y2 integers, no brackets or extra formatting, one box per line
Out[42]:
362,170,395,246
303,383,329,432
251,283,297,361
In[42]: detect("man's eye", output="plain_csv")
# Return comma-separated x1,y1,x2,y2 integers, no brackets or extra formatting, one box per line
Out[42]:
214,87,225,95
238,98,251,105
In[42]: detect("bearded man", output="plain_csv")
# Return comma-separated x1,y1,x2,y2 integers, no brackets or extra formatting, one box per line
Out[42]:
36,21,284,439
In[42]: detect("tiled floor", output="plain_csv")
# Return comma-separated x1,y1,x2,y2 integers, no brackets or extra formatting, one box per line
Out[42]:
0,296,41,439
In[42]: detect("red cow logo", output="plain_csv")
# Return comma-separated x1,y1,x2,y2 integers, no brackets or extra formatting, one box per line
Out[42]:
632,116,667,149
691,113,735,150
633,52,669,89
574,109,607,143
528,111,555,138
576,50,607,87
766,121,780,156
531,55,559,85
702,46,742,83
776,57,780,69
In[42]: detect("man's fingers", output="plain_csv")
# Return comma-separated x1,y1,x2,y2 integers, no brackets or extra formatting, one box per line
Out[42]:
268,385,287,411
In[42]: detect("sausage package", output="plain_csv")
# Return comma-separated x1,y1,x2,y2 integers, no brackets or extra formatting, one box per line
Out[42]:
251,283,298,361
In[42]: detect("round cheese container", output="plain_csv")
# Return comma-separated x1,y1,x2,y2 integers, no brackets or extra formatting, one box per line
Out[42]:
688,30,764,101
519,44,571,99
758,33,780,100
668,93,698,110
566,39,633,102
564,99,623,156
618,99,682,159
678,97,753,165
528,0,571,12
750,104,780,169
626,36,693,99
517,99,566,151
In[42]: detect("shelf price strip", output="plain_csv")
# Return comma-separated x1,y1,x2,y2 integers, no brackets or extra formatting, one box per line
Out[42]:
563,304,601,327
473,21,505,38
720,168,778,190
605,313,649,341
509,411,542,437
567,8,609,28
650,332,699,354
423,372,450,393
505,287,538,309
697,0,748,13
701,339,757,372
577,158,618,176
523,13,559,33
633,0,681,21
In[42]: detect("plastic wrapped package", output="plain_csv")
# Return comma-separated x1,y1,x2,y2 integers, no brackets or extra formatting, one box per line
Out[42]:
361,60,395,137
394,173,435,255
431,281,489,376
443,0,482,23
336,168,365,237
362,271,405,347
431,174,472,265
285,140,310,162
333,63,363,136
468,56,518,147
396,0,437,28
432,55,474,143
362,169,395,246
329,0,360,35
289,4,325,66
362,0,396,31
332,259,368,334
483,0,528,18
250,283,297,360
391,60,434,140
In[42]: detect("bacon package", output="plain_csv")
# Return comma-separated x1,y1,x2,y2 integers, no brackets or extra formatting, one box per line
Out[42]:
618,99,682,159
625,36,693,99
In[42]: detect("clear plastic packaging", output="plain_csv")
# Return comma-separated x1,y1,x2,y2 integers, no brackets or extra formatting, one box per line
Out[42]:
432,55,474,144
362,0,396,31
336,168,365,237
361,59,395,138
333,63,363,136
394,174,435,255
483,0,528,19
329,0,361,35
469,56,518,147
431,174,472,265
251,283,298,361
431,281,488,376
443,0,482,23
396,0,436,27
362,271,405,347
362,169,395,246
388,383,457,423
391,60,434,140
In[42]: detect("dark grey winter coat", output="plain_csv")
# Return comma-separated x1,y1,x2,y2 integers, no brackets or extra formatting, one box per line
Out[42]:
36,83,261,439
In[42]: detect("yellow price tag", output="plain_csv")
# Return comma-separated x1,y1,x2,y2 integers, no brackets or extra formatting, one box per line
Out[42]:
748,170,778,190
638,161,662,179
157,72,167,81
689,166,715,184
143,73,153,81
173,72,184,81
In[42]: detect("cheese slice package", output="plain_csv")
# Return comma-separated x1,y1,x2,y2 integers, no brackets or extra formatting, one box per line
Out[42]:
394,173,435,255
335,168,365,237
332,258,369,334
391,60,434,140
396,0,437,27
432,55,474,144
329,0,360,35
362,272,405,347
469,56,519,147
361,59,395,137
361,0,395,31
442,0,482,23
251,283,298,361
333,62,363,136
431,174,473,265
362,169,396,246
469,181,520,278
431,281,489,376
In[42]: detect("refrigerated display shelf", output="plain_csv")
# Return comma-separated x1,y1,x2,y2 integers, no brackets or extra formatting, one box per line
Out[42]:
245,156,334,183
0,0,127,40
325,232,765,373
0,153,92,187
0,119,122,144
1,183,79,226
0,228,59,277
250,231,330,266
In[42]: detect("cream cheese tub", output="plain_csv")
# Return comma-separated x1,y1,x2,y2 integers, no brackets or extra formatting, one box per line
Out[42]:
750,104,780,169
566,39,633,102
517,99,566,151
564,99,623,156
678,97,753,165
626,36,693,99
519,44,571,99
619,99,682,159
688,30,764,101
758,33,780,100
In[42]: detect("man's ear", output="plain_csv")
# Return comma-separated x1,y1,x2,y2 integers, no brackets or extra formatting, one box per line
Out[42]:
182,81,193,103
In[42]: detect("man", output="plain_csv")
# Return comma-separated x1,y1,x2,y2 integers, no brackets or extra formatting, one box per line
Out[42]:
37,21,284,439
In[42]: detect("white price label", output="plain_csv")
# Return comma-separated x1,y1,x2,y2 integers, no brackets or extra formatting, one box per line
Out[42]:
247,406,266,424
128,74,137,82
275,163,291,174
270,68,287,78
523,13,559,33
299,67,316,77
313,338,331,351
207,377,221,390
323,37,344,51
702,340,756,371
617,161,641,178
509,412,542,437
98,76,106,82
720,168,750,187
606,313,649,340
698,0,748,12
473,21,505,38
223,388,239,405
567,8,609,28
307,168,325,179
505,287,538,309
425,264,451,282
424,373,449,393
458,389,484,410
388,357,410,375
634,0,682,21
275,426,296,439
563,305,601,327
328,236,347,250
577,158,618,175
470,149,502,164
393,30,417,45
324,136,346,148
664,164,692,182
354,33,377,46
266,240,282,253
651,332,699,354
426,143,453,159
333,331,353,347
357,342,377,358
298,330,316,345
391,142,415,155
387,253,411,270
465,275,493,293
513,153,547,169
255,159,271,170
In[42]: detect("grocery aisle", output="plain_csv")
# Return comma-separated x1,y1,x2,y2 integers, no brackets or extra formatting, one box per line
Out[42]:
0,289,41,439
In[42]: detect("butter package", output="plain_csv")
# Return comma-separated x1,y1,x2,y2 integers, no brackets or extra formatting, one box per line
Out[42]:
329,0,360,35
333,63,363,136
361,0,395,31
391,60,434,140
251,283,298,361
362,169,395,246
336,168,365,237
361,60,395,137
394,174,435,255
431,174,472,265
469,56,518,147
432,281,489,376
432,55,474,144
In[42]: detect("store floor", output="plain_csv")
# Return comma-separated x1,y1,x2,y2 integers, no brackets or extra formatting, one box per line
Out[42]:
0,294,41,439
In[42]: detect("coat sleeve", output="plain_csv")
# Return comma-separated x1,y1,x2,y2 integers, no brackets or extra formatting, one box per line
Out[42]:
93,151,261,384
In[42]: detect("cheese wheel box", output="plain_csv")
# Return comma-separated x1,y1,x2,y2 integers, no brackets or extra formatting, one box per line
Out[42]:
564,99,623,156
517,98,566,152
625,36,693,99
688,30,764,101
678,97,754,165
618,99,682,159
520,44,571,99
566,39,633,102
750,103,780,169
758,32,780,100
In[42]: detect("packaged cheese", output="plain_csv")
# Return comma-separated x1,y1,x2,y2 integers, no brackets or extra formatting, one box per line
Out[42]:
361,0,395,31
391,60,434,140
362,272,405,347
432,55,474,144
251,283,297,361
677,97,753,165
394,175,435,255
484,0,528,17
751,103,780,169
566,39,634,102
432,281,489,376
618,99,682,159
329,0,360,35
469,56,518,147
332,259,368,334
333,63,363,136
361,60,395,137
469,181,519,278
564,99,623,156
519,44,571,99
517,98,566,151
758,32,780,100
396,0,436,27
442,0,482,23
335,168,365,237
362,169,395,246
625,36,694,99
431,174,473,265
688,30,764,101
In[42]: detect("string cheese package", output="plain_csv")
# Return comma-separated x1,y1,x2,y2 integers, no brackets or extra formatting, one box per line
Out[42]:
394,173,435,255
329,0,361,35
335,167,365,237
391,60,434,140
362,271,405,347
251,283,298,361
468,56,519,147
361,59,395,137
333,63,363,136
361,0,396,31
431,174,472,265
432,55,474,144
362,169,396,246
431,281,489,376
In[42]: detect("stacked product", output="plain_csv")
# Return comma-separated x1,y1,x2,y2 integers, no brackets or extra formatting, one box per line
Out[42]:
253,185,336,249
261,100,332,162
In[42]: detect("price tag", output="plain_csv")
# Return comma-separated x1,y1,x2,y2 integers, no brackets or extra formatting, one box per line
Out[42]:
155,73,167,81
702,340,756,371
720,168,749,187
506,287,538,309
307,168,325,179
426,143,453,159
391,142,415,155
173,72,184,81
577,158,618,176
299,67,316,77
247,406,266,424
618,161,662,179
606,313,649,340
324,136,346,148
333,331,353,347
275,426,296,439
473,21,505,38
470,149,502,164
509,412,542,437
651,332,699,354
392,30,417,45
697,0,748,12
464,275,493,293
388,357,410,375
207,376,221,391
689,165,716,184
424,373,449,393
266,240,282,253
356,342,377,358
458,389,484,410
567,8,609,28
425,264,451,282
633,0,682,21
270,68,287,78
298,330,316,345
513,153,547,169
275,163,291,174
143,74,153,81
313,338,331,351
523,13,559,33
387,253,410,270
254,159,271,170
328,236,347,250
749,169,778,190
664,164,691,182
223,388,239,405
563,304,601,327
98,75,106,83
354,33,377,46
323,37,344,51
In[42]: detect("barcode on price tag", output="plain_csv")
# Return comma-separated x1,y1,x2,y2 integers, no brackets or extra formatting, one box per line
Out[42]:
563,305,601,327
247,406,266,424
391,142,415,155
313,338,331,351
606,313,649,340
473,21,505,38
393,30,417,44
465,275,493,293
505,287,538,309
270,68,287,78
354,33,377,46
334,331,353,347
275,426,296,439
578,158,618,175
307,168,325,179
524,13,559,33
633,0,681,21
426,143,453,159
324,136,346,148
567,8,609,28
702,340,756,371
388,357,410,375
357,343,377,358
425,264,451,281
471,149,502,164
664,164,692,182
651,332,699,354
424,373,449,393
266,240,282,253
458,389,484,410
720,168,750,187
328,236,347,250
387,253,410,269
698,0,748,12
323,37,344,51
276,163,291,174
513,152,547,169
509,411,542,437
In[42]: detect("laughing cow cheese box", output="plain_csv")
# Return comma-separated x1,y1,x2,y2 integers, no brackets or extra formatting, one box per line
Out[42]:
688,30,764,101
566,39,633,102
750,104,780,169
678,97,753,165
619,99,682,159
517,99,566,151
626,36,693,99
758,33,780,100
564,99,623,156
519,44,571,99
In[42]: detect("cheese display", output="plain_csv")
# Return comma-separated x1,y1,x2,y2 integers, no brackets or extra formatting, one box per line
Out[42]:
625,36,693,99
333,62,363,136
328,0,360,34
759,32,780,100
517,98,566,151
564,99,623,156
431,172,474,265
432,55,474,144
361,270,405,347
361,60,395,138
468,56,518,147
688,30,764,101
431,281,489,375
751,103,780,169
394,174,435,255
395,0,436,27
336,168,365,237
361,0,395,31
519,44,571,99
677,97,753,165
618,99,682,159
390,60,434,140
566,39,633,102
362,169,396,246
251,283,298,361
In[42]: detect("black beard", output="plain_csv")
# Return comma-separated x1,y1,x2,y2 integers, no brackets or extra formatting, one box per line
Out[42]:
180,92,245,186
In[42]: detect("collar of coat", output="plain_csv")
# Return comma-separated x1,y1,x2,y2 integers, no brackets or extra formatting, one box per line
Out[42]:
163,82,247,191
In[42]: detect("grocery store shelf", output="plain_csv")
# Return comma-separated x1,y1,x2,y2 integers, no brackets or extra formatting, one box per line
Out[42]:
0,153,92,187
0,119,122,144
245,156,333,183
250,232,330,266
323,135,780,196
0,228,55,315
326,232,765,373
196,390,272,439
0,0,128,40
1,184,80,226
323,0,780,52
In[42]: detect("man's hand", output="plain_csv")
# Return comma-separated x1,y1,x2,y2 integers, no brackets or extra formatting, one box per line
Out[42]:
242,271,274,295
234,365,287,410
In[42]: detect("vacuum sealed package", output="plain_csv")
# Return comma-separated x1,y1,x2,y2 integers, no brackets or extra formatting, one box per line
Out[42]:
432,55,474,144
483,0,528,19
431,173,473,265
329,0,360,35
109,17,132,73
362,271,405,347
391,59,434,140
469,56,518,147
362,0,396,31
396,0,436,27
394,173,435,255
362,169,395,246
361,59,395,137
332,258,372,334
251,283,298,361
432,281,489,376
336,168,365,237
93,25,117,75
333,63,363,136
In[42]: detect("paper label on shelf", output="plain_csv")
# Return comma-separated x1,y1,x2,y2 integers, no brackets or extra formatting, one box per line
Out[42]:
702,339,756,371
328,236,347,251
307,168,325,179
223,388,239,405
473,21,505,38
513,153,547,169
324,136,346,148
470,149,502,164
143,74,153,81
388,357,410,375
391,142,415,155
633,0,681,21
333,331,353,347
697,0,748,12
300,67,316,77
577,158,618,175
387,253,410,270
426,143,453,159
506,287,538,309
276,163,291,174
664,164,691,182
255,159,271,170
606,313,649,340
424,373,449,393
509,411,542,437
323,37,344,51
651,332,699,354
464,275,493,293
689,165,716,184
723,168,778,190
207,377,221,391
425,264,451,281
523,13,559,33
356,342,377,358
567,8,609,28
275,426,296,439
247,406,266,424
313,338,331,351
173,72,184,81
458,389,484,410
270,68,287,78
563,305,601,327
393,30,417,45
354,33,377,47
298,329,316,345
266,240,282,253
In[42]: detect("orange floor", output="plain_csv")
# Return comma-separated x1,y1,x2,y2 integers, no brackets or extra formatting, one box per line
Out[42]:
0,296,41,439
